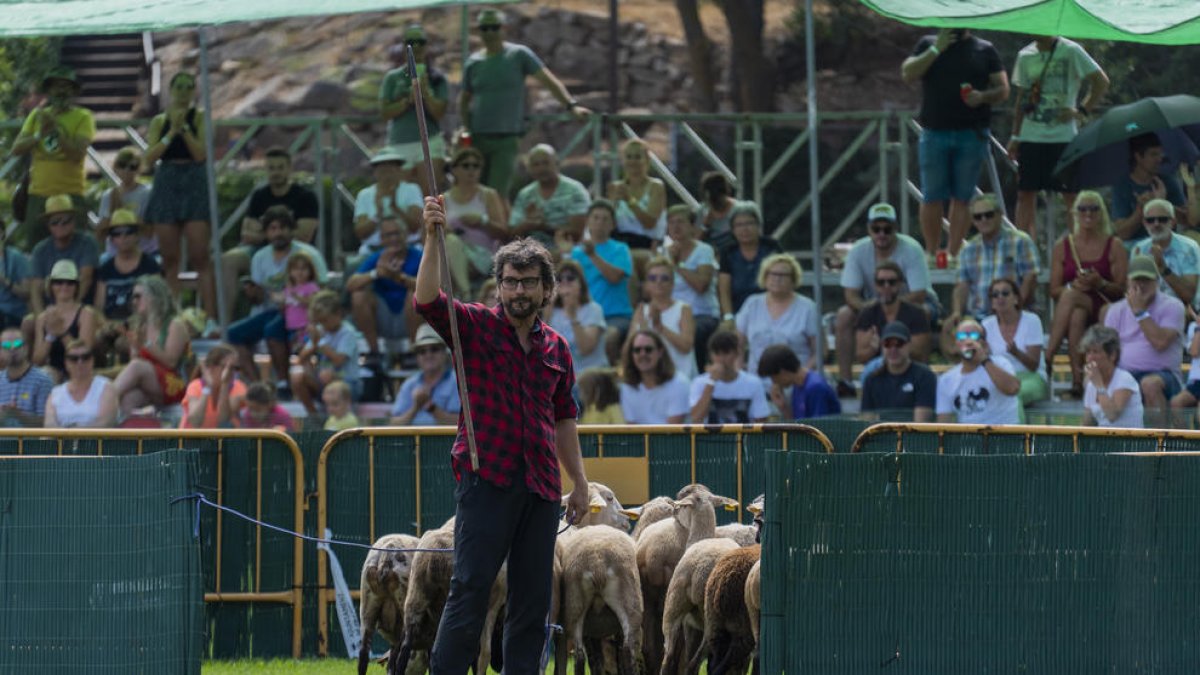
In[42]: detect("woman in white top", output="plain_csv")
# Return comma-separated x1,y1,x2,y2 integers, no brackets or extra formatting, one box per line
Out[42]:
544,258,608,376
1080,325,1144,428
666,205,719,372
981,277,1048,419
607,138,667,249
44,339,118,428
626,256,696,379
618,330,691,424
735,253,819,375
444,146,508,257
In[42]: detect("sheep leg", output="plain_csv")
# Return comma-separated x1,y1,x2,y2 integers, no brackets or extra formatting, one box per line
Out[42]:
358,620,375,675
642,587,664,675
680,625,703,675
585,636,607,675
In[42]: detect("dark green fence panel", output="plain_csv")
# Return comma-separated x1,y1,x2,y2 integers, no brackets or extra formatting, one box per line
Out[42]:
797,415,872,453
763,451,1200,672
0,449,203,673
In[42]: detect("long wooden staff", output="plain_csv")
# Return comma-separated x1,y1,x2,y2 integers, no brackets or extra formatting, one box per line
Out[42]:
407,46,479,472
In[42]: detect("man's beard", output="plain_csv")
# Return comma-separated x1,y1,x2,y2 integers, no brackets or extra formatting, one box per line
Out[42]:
272,237,291,250
503,295,539,320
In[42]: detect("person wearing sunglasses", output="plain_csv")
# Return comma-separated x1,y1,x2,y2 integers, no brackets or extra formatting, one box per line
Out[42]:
1111,133,1188,245
0,327,53,425
852,261,933,388
619,329,690,424
95,146,155,260
444,145,509,273
936,318,1020,424
1130,199,1200,309
380,23,449,195
93,209,161,323
862,321,937,422
388,323,461,426
27,194,99,317
544,258,608,376
982,277,1047,420
32,260,98,383
736,253,818,377
626,256,695,379
43,338,117,429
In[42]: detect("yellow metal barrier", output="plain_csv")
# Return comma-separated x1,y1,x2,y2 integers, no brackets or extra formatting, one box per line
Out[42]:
315,423,832,656
850,422,1200,455
0,429,306,658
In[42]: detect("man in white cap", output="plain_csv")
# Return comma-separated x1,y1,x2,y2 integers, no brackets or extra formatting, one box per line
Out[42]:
380,23,450,195
388,323,461,425
28,194,99,314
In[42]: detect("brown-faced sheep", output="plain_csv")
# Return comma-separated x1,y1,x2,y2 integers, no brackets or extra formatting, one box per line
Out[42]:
659,537,739,675
690,545,761,675
358,533,421,675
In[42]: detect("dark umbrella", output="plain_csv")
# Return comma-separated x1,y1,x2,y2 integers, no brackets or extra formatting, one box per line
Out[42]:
1053,95,1200,189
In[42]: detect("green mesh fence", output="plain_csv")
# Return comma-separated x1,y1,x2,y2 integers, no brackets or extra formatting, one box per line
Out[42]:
852,428,1193,455
762,451,1200,673
0,449,203,673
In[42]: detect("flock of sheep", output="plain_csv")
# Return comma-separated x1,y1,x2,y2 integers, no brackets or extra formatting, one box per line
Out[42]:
357,482,766,675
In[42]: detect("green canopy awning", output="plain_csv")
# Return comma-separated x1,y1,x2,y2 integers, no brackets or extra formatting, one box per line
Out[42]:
860,0,1200,45
0,0,511,37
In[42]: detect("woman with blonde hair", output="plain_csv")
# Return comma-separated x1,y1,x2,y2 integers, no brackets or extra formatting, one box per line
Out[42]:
735,252,819,375
625,255,696,379
607,138,667,250
113,274,192,415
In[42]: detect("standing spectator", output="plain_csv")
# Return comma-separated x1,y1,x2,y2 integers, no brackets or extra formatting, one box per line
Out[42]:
96,146,156,258
388,323,461,426
1045,190,1127,396
718,202,781,324
666,205,720,371
544,258,607,376
32,260,99,382
459,7,590,197
861,321,938,422
735,253,819,376
0,327,54,425
239,381,295,432
901,28,1009,260
572,200,633,335
222,147,320,322
1131,199,1200,309
1112,133,1188,245
697,171,737,250
850,262,933,390
347,219,420,358
1103,255,1185,428
28,194,99,315
114,275,191,416
1007,35,1108,239
44,339,117,428
689,330,770,424
1080,325,1144,428
626,257,696,380
608,138,667,250
445,146,509,272
290,290,362,416
942,194,1039,356
0,224,32,329
323,380,361,431
757,343,840,420
1181,162,1200,231
936,318,1021,424
93,209,161,322
380,24,449,195
143,72,216,328
619,330,691,424
982,277,1048,419
11,67,95,250
509,144,590,248
180,343,246,429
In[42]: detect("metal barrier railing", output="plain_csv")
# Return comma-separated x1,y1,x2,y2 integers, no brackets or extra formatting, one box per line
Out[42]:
0,429,307,658
850,422,1200,455
313,423,833,656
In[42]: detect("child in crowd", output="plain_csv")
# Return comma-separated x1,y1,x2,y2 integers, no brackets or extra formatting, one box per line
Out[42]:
281,252,321,351
577,367,624,424
240,381,294,432
291,290,362,416
180,343,246,429
322,380,360,431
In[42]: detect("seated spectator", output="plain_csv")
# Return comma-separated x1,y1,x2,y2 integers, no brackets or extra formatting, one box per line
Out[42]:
239,381,294,432
1112,133,1188,245
544,258,607,376
323,380,361,431
113,275,191,415
0,327,53,425
228,206,328,389
1131,198,1200,308
626,256,695,379
1171,310,1200,422
0,223,32,329
718,201,781,323
222,146,320,322
32,261,98,382
936,318,1021,425
355,147,423,251
1046,191,1128,396
28,194,99,316
577,367,624,424
852,261,933,387
757,343,840,420
619,329,690,424
43,339,117,428
389,323,461,425
861,321,937,422
836,202,933,395
982,277,1048,417
735,253,818,376
608,138,667,251
291,290,362,415
95,146,155,258
666,205,720,371
282,252,322,352
1103,255,1185,428
445,146,509,276
689,330,770,424
510,144,590,248
697,171,737,250
572,200,633,335
180,343,246,429
93,209,161,322
348,219,420,359
942,194,1039,356
1080,325,1144,428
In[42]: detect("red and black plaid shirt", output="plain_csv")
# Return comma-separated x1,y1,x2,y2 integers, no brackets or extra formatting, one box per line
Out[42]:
415,291,578,501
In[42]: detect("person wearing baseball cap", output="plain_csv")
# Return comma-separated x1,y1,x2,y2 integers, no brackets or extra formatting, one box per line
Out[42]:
835,201,935,398
380,22,450,196
1103,254,1185,427
862,320,938,421
11,67,96,249
388,323,460,426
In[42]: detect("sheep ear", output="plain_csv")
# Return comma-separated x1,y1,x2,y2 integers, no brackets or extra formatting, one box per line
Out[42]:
619,507,642,520
746,503,763,515
711,495,740,511
670,499,689,511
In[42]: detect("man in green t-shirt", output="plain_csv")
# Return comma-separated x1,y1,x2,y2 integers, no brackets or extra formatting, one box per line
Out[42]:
379,23,450,195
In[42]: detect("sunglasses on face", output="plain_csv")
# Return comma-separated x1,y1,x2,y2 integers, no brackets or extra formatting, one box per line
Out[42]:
110,227,138,237
631,345,657,355
0,339,23,350
406,39,427,47
65,353,92,362
870,226,894,235
1076,204,1101,214
116,162,139,170
882,339,906,349
1145,216,1173,225
956,331,982,341
645,273,672,283
51,279,77,286
875,277,899,286
479,24,502,32
47,216,73,227
991,289,1013,299
971,210,996,221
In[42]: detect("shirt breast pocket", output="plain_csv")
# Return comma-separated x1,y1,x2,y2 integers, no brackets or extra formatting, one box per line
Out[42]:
537,354,569,407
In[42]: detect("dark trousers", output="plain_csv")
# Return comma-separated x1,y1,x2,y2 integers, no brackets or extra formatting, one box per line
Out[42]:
430,473,559,674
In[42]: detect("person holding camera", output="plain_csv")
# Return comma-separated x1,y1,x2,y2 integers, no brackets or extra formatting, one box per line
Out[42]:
936,317,1021,425
1008,35,1109,240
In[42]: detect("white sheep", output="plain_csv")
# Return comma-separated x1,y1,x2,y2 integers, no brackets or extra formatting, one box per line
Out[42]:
358,533,421,675
659,537,739,675
715,494,765,546
559,525,644,675
622,496,675,540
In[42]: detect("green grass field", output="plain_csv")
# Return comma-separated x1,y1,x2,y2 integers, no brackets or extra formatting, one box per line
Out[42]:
203,659,532,674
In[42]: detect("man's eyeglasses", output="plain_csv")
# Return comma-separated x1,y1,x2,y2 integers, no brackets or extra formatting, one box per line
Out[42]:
875,277,899,287
1076,204,1101,214
110,227,138,237
499,276,541,290
65,353,92,363
882,339,905,349
971,210,996,221
631,345,657,355
956,331,982,341
1144,216,1173,225
990,289,1013,299
0,339,23,350
870,226,894,235
645,274,672,283
406,39,427,47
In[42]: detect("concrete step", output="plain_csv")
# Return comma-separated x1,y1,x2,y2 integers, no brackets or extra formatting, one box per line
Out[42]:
75,66,143,81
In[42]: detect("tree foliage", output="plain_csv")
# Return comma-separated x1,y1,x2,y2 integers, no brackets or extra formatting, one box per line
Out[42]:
0,37,61,125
